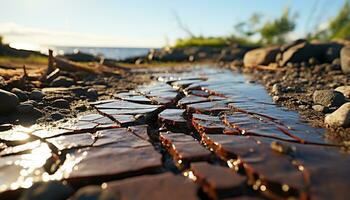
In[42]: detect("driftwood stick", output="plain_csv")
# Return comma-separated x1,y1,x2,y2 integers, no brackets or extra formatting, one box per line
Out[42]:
245,64,286,71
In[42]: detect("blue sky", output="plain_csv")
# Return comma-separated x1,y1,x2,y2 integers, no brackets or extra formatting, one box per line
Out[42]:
0,0,346,48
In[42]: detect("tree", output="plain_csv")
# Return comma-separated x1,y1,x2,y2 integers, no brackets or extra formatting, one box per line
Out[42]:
0,35,2,45
329,1,350,39
259,8,296,44
234,13,262,38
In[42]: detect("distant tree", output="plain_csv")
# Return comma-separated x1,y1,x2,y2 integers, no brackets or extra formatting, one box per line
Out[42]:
259,8,296,44
0,35,2,45
234,13,262,38
329,1,350,39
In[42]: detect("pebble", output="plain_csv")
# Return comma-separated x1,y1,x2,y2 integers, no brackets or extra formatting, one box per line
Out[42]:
11,88,28,102
87,88,98,98
312,105,328,113
335,86,350,99
50,112,64,121
29,90,44,101
19,181,74,200
313,90,345,107
271,83,283,95
0,89,19,114
51,76,75,87
340,46,350,74
325,102,350,128
51,99,70,109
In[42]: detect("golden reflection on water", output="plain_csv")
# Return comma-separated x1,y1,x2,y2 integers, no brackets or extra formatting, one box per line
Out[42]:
0,125,88,192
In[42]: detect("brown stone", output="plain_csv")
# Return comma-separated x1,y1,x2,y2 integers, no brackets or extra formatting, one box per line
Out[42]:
160,132,211,168
68,146,163,181
243,47,280,67
191,162,247,199
107,173,199,200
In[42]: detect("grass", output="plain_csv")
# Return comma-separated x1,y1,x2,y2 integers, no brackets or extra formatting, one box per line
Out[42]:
174,37,229,48
0,55,48,64
173,36,261,48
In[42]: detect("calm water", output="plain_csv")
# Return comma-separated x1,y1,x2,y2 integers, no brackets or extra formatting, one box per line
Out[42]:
47,46,151,60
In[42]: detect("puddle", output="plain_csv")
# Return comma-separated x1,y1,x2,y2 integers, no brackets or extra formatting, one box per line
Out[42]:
0,66,348,199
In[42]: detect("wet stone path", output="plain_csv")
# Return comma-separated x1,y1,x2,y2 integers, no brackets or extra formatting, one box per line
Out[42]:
1,66,349,200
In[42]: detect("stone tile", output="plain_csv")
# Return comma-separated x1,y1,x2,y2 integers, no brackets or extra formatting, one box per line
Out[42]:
106,172,199,200
160,132,211,168
68,146,163,181
191,162,247,199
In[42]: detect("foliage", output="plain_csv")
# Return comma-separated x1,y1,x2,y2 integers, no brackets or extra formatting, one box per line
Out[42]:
0,35,2,45
174,36,229,48
329,1,350,39
259,8,296,44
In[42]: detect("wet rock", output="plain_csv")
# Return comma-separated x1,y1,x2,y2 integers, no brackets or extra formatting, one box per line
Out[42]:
51,76,75,87
325,102,350,127
340,46,350,74
313,90,345,107
107,173,199,200
52,99,70,109
335,86,350,98
17,103,34,113
70,186,120,200
19,181,74,200
0,89,19,114
51,112,64,121
243,46,280,66
11,88,28,102
29,90,44,101
312,105,328,113
87,88,98,98
191,162,247,199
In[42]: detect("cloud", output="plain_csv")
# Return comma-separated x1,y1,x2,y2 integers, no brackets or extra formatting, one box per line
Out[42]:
0,22,162,47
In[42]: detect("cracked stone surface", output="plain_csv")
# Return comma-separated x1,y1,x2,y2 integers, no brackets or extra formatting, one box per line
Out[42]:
0,66,349,200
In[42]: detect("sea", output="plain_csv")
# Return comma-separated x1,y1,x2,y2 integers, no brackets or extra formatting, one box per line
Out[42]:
50,46,151,60
9,43,152,60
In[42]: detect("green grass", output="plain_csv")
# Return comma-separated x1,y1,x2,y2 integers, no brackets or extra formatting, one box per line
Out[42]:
173,36,261,48
174,37,229,48
0,55,48,65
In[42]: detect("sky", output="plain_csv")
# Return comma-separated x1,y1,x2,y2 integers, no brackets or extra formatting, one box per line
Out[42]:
0,0,346,48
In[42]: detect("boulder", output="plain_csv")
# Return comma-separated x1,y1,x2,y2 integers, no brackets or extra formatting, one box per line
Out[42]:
243,46,280,66
335,86,350,98
0,89,19,114
325,102,350,127
313,90,346,107
279,42,343,66
340,46,350,74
